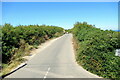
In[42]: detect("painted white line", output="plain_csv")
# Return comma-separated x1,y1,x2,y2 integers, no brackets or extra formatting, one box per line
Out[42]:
43,67,51,80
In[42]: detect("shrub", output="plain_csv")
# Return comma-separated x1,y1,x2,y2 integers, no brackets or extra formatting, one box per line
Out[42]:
72,22,120,79
2,24,64,64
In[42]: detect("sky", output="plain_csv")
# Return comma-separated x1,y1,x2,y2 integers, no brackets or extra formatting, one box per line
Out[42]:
2,0,119,2
2,2,118,30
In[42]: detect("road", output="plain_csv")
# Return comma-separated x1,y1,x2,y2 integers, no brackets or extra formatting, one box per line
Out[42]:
7,34,100,78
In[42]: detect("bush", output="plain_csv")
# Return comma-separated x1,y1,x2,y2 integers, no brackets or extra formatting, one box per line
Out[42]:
2,24,64,64
72,22,120,79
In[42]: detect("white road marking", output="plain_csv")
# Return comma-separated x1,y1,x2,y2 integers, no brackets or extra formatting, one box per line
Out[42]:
43,67,51,80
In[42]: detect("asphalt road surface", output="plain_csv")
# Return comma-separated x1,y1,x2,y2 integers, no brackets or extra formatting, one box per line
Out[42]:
7,34,100,78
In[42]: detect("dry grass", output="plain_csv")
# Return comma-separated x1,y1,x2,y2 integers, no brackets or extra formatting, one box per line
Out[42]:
1,60,22,76
1,43,30,77
72,36,79,57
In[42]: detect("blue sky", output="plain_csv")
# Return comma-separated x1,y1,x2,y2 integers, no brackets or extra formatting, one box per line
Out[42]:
2,0,119,2
2,2,118,30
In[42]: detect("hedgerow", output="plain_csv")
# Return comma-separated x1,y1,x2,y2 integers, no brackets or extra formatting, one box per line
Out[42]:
72,22,120,79
2,24,64,64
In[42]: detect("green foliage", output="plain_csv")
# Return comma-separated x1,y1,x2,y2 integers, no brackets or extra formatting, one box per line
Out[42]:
65,29,72,33
72,22,120,79
2,24,64,64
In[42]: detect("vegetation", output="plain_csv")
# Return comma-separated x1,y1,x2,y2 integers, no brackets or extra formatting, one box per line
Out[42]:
1,24,64,75
65,29,72,33
1,22,120,79
72,22,120,79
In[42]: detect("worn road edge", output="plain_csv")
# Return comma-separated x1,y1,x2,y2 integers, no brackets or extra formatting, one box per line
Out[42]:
1,62,27,78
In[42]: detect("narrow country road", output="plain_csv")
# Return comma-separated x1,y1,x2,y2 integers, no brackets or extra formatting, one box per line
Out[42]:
6,34,100,78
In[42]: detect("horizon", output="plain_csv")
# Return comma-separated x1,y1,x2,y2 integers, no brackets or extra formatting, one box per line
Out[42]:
2,2,118,30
